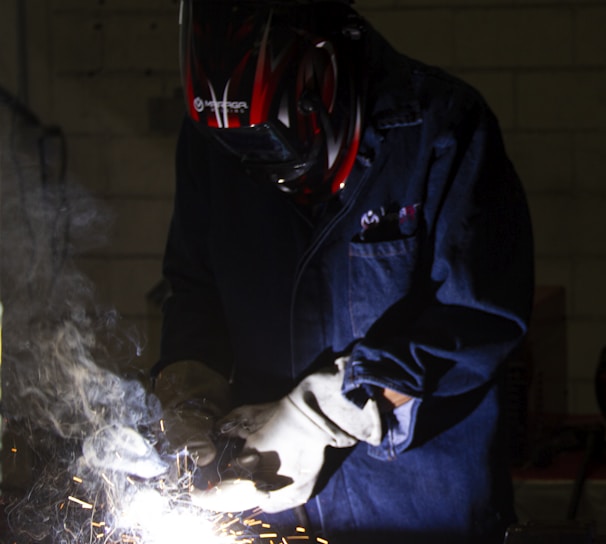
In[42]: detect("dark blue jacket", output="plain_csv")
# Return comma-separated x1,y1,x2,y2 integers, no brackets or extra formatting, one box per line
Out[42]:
159,22,534,544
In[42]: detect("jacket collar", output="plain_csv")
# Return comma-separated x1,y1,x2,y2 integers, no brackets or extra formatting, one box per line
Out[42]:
335,25,424,207
364,25,423,130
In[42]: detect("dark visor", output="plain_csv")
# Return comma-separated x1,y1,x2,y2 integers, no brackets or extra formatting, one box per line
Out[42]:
211,124,298,163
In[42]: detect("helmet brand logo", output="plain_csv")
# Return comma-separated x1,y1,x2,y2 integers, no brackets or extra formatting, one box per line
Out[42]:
193,96,249,114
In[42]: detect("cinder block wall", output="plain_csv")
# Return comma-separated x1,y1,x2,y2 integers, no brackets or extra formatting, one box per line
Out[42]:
2,0,606,414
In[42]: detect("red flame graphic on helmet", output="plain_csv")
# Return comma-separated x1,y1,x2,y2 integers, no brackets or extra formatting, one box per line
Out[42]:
250,12,293,126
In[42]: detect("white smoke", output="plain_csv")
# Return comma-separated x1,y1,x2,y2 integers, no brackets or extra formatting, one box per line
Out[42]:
0,89,169,542
0,91,298,544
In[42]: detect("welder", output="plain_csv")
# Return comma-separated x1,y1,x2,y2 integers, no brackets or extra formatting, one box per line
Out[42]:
152,1,534,543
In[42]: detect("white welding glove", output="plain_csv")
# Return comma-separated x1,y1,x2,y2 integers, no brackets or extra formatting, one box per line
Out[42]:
154,360,231,467
190,357,381,513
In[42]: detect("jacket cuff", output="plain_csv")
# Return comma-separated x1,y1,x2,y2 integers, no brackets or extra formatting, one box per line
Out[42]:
342,356,412,404
342,356,422,458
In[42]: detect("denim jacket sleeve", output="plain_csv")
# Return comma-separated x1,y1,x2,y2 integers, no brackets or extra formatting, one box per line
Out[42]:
343,91,534,452
156,119,233,379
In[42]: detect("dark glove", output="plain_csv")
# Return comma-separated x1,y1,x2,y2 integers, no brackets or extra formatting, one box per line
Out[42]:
154,360,231,467
191,357,381,513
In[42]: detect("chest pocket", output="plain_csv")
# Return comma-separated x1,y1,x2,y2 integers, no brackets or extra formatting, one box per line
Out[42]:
348,236,418,338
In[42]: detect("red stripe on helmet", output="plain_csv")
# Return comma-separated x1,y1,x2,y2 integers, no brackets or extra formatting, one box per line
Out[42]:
330,98,361,195
249,13,272,125
250,11,295,125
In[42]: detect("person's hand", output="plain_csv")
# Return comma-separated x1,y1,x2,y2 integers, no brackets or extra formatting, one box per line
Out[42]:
190,357,381,513
154,360,231,467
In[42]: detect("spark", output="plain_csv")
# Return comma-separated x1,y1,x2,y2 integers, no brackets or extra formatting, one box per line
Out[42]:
8,446,331,544
2,381,330,544
219,516,242,530
67,496,94,509
113,486,247,544
81,454,329,544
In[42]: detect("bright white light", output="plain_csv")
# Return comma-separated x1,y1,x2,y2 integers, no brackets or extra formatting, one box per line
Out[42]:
116,488,239,544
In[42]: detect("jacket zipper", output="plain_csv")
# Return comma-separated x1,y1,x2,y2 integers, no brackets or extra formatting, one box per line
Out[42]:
288,165,374,378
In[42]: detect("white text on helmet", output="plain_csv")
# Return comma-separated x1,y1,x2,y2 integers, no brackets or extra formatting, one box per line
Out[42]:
193,97,249,114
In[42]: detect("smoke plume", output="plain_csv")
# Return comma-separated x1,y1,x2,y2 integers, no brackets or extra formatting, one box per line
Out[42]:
0,88,167,542
0,89,304,544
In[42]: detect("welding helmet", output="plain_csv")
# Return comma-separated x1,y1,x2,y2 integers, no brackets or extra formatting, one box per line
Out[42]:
179,0,366,204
